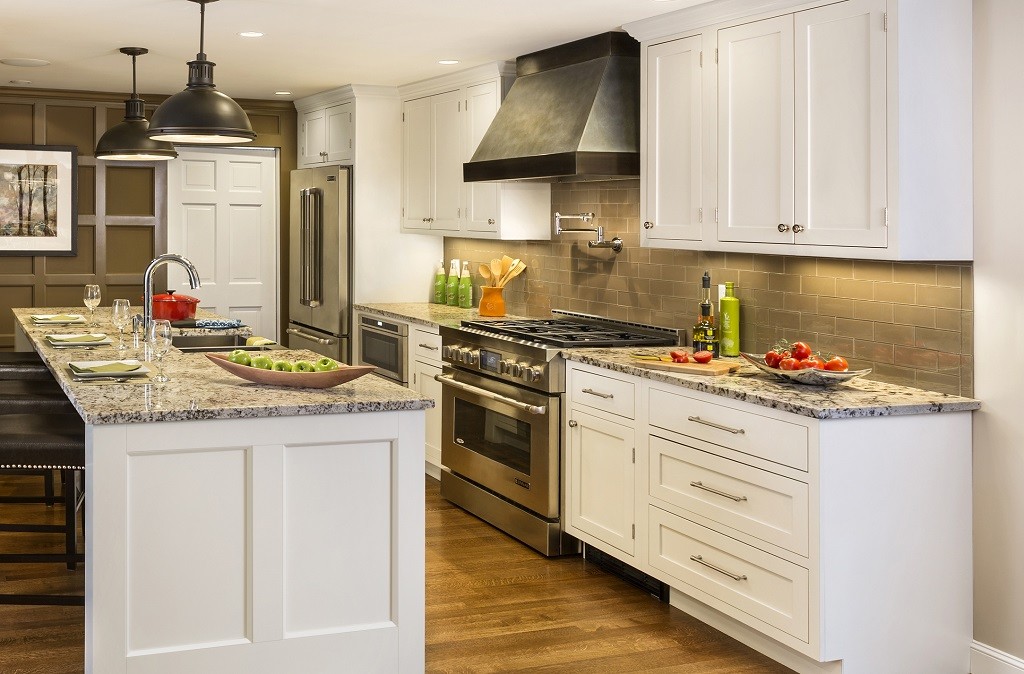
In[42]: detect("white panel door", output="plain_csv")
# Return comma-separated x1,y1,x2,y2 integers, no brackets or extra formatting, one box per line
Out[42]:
643,35,703,243
794,0,887,248
299,108,326,166
168,147,279,340
718,15,795,244
431,89,464,232
401,96,432,230
325,101,354,164
464,80,500,234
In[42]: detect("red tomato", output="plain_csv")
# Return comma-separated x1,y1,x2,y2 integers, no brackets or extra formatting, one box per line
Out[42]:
778,357,800,371
790,341,812,361
692,350,713,364
804,355,826,370
670,351,688,361
764,349,784,368
824,355,849,372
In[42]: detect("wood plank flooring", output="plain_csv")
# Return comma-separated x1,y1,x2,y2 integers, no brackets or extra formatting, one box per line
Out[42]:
0,472,794,673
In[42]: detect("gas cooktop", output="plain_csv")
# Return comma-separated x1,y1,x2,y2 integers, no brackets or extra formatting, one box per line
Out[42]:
460,316,677,349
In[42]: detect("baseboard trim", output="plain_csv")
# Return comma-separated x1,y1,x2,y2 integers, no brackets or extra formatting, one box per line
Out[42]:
424,461,441,481
973,642,1024,674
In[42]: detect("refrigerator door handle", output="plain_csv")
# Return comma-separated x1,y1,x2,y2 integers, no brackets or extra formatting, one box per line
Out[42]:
300,187,324,308
287,327,333,346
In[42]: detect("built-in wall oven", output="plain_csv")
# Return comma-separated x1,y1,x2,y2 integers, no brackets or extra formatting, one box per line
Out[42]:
438,311,679,556
356,313,408,384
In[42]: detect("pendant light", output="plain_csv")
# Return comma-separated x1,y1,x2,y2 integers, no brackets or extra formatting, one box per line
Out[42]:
147,0,256,144
95,48,178,161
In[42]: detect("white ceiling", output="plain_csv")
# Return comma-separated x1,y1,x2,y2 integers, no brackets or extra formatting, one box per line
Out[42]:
1,0,710,101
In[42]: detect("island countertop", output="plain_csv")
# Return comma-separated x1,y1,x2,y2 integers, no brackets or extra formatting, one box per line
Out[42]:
563,347,980,419
14,307,433,425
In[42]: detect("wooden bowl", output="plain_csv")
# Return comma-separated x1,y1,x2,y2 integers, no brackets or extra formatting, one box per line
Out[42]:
206,353,376,389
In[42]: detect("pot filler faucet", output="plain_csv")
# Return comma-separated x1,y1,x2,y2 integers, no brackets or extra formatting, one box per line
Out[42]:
554,212,623,253
141,253,202,333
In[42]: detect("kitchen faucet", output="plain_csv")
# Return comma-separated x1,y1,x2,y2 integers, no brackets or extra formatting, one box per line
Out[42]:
141,254,202,333
553,212,623,253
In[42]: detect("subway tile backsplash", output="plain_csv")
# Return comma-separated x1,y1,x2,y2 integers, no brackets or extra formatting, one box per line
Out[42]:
445,180,972,396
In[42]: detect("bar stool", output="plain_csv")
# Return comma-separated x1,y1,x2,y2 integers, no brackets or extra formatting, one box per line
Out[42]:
0,352,51,381
0,412,85,606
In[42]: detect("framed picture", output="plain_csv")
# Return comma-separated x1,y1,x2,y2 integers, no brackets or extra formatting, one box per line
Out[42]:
0,144,78,256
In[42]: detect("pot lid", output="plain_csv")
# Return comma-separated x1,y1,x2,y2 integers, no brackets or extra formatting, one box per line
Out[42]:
152,290,199,303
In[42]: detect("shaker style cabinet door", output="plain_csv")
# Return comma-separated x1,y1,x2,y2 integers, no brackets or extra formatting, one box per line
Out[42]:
643,35,704,243
794,0,887,248
717,15,795,245
402,97,432,230
463,80,501,235
431,89,464,232
325,102,354,164
299,108,327,167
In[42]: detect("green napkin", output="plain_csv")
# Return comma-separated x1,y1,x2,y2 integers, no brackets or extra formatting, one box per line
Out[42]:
33,314,83,322
69,362,141,374
50,334,106,342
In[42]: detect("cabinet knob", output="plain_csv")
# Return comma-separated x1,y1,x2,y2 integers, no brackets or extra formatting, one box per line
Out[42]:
643,221,654,229
777,224,790,233
793,224,805,234
488,219,495,225
428,217,435,223
568,419,578,428
422,218,429,223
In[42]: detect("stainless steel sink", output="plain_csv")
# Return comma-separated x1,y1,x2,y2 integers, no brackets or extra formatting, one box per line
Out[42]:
172,334,282,353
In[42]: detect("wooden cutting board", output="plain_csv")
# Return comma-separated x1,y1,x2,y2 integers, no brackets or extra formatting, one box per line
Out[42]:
630,356,740,376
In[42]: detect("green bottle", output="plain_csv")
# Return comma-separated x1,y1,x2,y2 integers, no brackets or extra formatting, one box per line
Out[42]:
445,259,460,306
720,281,740,356
432,260,446,304
458,262,473,308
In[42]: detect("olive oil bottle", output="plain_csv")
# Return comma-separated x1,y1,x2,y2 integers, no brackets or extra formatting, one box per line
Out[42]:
719,281,740,356
692,270,720,356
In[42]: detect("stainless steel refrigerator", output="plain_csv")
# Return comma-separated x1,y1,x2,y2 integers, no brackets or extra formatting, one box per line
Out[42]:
287,166,352,362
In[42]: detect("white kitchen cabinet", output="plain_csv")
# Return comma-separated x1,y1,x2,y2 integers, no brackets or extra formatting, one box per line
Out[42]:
564,359,972,673
628,0,973,260
399,63,551,240
410,326,444,475
299,101,353,167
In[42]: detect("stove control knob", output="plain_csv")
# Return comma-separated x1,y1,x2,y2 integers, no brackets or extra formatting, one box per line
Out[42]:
499,359,515,375
526,367,543,383
441,346,453,359
464,350,478,366
511,362,524,377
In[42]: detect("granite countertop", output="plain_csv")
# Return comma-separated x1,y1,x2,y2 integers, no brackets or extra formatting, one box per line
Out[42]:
354,302,529,329
13,306,254,339
564,347,981,420
15,308,432,425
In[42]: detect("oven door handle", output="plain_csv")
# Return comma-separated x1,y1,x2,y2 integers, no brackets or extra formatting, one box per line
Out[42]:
434,374,547,415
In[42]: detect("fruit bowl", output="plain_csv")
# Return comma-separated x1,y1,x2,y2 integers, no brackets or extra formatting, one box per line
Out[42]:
206,353,376,389
740,353,871,386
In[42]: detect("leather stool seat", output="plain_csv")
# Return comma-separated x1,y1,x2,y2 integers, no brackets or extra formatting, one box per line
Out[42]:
0,379,73,414
0,352,50,381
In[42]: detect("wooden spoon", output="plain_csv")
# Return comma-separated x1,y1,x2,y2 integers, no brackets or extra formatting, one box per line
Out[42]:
497,258,521,287
500,255,514,278
478,264,492,282
490,259,502,282
500,260,526,287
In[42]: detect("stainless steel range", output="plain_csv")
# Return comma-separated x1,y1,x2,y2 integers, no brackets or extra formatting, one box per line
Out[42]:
437,310,680,556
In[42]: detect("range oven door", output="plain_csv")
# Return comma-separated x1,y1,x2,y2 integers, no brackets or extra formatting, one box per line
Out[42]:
437,367,560,519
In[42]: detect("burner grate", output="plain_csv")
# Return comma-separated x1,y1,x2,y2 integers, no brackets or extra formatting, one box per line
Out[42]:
460,318,676,349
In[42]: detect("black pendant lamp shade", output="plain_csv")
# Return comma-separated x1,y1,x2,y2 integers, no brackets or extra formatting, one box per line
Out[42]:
147,0,256,144
95,48,178,161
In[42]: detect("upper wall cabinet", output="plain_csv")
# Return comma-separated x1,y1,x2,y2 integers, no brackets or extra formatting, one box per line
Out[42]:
298,101,353,166
628,0,973,261
399,63,551,241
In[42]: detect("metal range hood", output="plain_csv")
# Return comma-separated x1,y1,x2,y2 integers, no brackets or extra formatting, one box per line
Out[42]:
463,32,640,183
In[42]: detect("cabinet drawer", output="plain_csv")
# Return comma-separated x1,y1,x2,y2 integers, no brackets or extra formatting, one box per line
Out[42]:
649,388,808,470
570,368,635,420
412,328,442,364
648,506,809,642
650,436,809,556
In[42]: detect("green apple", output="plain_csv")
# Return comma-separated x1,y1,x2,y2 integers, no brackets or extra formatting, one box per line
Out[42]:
272,360,293,372
294,360,315,373
250,354,274,370
227,349,251,367
314,356,339,372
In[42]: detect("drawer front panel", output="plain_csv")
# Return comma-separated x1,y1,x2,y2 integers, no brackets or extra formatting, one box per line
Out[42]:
570,368,636,419
649,388,808,470
650,436,809,556
412,328,442,364
648,506,809,642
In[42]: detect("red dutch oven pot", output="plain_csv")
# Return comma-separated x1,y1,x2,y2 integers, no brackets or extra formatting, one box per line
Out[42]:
151,290,200,321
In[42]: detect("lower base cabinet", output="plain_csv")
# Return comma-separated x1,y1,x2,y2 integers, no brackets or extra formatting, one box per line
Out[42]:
564,360,973,674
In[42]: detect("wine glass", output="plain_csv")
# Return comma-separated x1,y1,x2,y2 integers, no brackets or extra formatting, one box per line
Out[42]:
111,299,131,352
83,285,100,326
147,319,172,383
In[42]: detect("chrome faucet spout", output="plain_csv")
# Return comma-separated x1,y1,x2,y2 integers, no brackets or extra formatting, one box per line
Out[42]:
554,212,622,253
142,253,202,333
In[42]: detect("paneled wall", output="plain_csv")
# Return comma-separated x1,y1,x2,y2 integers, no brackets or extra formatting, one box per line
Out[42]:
0,87,296,348
446,180,973,396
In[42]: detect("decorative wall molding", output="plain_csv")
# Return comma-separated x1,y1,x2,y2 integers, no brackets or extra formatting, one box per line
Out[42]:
973,642,1024,674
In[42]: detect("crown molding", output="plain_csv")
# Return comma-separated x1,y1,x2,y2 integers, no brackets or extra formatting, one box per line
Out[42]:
293,84,400,113
397,61,515,101
624,0,829,42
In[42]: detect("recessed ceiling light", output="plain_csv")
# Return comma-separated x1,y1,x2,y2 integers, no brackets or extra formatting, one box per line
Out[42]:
274,91,292,96
1,58,51,67
8,80,32,85
239,31,264,38
438,60,460,66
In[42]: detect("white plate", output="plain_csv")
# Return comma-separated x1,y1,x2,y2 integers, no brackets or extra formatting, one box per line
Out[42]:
46,333,112,346
67,359,149,378
32,313,86,325
740,353,871,386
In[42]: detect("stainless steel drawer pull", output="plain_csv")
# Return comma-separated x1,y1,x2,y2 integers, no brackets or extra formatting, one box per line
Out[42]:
690,554,747,581
687,415,745,435
582,388,614,399
690,480,747,502
418,343,439,351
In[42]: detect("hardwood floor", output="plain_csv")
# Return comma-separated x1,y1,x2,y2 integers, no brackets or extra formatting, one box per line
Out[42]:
0,473,793,673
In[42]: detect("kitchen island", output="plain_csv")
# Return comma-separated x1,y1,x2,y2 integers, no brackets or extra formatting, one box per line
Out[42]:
13,308,431,674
